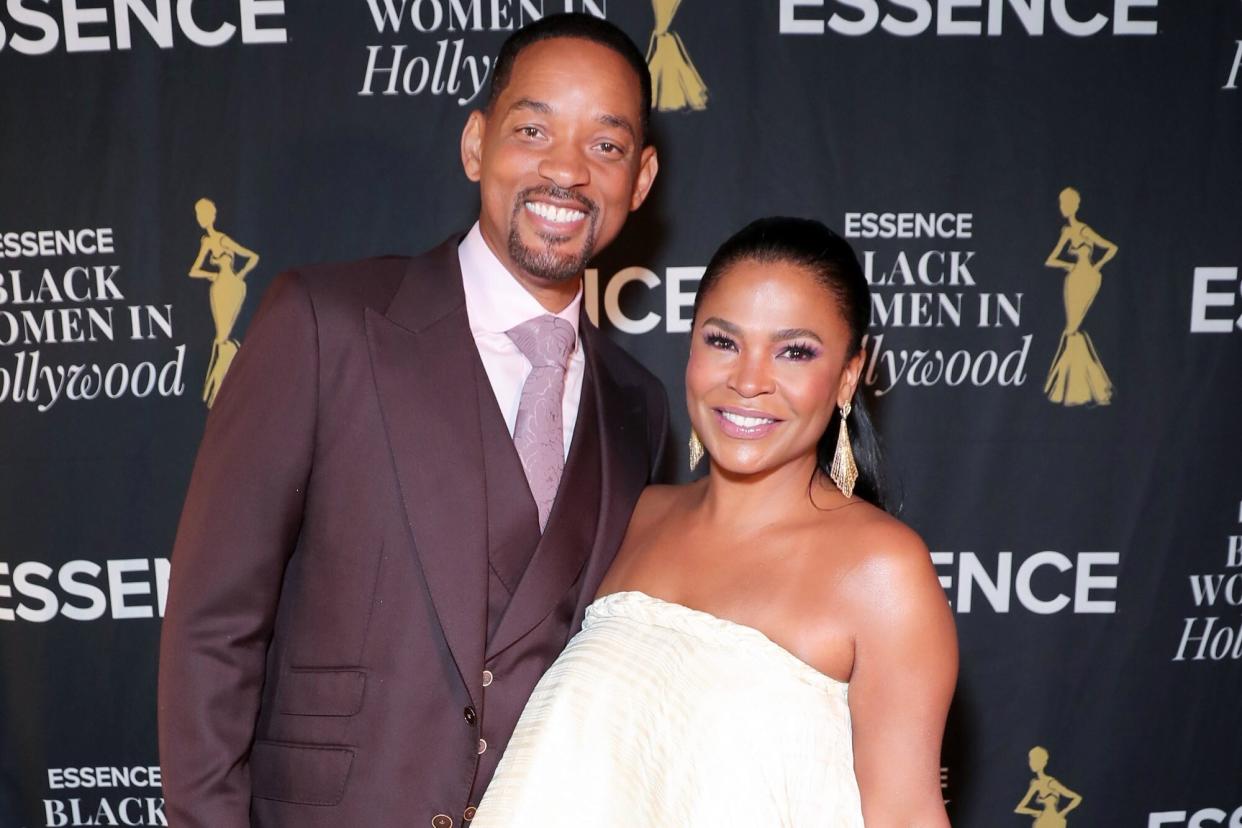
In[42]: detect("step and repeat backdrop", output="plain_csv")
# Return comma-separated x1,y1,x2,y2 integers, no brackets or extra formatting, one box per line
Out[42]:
2,1,1240,826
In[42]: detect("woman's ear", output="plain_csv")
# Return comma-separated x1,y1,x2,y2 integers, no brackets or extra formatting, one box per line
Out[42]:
838,350,865,407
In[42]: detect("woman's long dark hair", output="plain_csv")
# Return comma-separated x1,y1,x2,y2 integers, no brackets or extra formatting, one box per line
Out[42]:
691,217,891,512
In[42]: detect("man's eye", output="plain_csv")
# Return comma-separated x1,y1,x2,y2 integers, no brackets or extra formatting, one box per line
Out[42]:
598,142,621,155
519,126,542,138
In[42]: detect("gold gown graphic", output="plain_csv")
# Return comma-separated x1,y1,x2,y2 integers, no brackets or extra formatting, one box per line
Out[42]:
647,0,708,112
1042,187,1117,406
189,198,260,408
1014,746,1083,827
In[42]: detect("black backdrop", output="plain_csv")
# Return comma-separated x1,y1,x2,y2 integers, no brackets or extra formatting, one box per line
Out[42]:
2,1,1241,826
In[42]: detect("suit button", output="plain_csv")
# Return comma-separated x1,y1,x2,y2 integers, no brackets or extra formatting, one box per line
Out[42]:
477,738,488,755
464,805,477,821
463,706,477,726
431,816,453,828
481,670,493,687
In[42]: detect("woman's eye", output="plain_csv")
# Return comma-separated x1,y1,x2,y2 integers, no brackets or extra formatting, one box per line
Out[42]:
704,333,736,351
780,343,820,361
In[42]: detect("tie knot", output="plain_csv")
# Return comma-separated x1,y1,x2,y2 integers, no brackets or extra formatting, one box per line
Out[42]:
506,314,576,371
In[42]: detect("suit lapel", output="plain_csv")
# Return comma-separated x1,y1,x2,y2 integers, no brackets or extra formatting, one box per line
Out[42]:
366,238,486,707
486,320,649,659
582,323,650,597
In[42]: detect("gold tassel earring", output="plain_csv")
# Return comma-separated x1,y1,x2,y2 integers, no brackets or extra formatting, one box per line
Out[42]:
829,402,858,498
688,429,705,471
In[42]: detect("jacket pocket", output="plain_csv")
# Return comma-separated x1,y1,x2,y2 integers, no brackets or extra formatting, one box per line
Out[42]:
276,668,366,717
250,740,355,806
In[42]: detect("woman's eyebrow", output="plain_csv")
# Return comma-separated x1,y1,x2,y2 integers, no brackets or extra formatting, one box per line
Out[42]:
773,327,822,343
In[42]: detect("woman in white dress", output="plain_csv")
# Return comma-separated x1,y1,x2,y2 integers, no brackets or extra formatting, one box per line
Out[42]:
474,217,958,827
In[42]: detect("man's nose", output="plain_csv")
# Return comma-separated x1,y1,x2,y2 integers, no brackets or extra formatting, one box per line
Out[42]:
537,143,591,191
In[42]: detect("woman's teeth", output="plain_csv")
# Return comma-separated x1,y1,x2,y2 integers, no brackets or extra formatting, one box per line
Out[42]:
721,411,776,428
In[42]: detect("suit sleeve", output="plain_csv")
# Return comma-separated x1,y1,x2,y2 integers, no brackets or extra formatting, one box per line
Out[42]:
645,377,671,484
158,271,319,827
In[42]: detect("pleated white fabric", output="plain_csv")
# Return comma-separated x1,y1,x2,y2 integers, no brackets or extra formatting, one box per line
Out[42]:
472,591,864,827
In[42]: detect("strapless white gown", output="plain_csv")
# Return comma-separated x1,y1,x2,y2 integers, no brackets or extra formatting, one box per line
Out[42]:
472,591,864,827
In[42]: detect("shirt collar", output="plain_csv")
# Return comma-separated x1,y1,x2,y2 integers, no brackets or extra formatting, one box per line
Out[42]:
458,222,583,338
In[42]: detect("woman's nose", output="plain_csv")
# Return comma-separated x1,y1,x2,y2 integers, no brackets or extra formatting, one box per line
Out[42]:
728,351,774,398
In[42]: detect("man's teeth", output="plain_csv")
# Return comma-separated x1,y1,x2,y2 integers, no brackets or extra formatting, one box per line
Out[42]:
721,411,776,428
526,202,586,224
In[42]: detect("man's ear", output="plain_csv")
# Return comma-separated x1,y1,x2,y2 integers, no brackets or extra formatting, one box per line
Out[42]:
461,110,486,182
629,145,659,211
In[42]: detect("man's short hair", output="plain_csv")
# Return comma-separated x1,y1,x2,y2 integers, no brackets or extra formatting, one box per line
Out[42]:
486,13,653,144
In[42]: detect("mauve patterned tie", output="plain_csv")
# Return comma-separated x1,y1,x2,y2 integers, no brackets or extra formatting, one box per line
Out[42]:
506,314,577,531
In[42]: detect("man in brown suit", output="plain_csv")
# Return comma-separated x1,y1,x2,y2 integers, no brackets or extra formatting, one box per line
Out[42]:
158,15,665,827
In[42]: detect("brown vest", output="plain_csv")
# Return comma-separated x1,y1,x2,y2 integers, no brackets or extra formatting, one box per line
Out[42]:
476,354,601,634
470,353,602,803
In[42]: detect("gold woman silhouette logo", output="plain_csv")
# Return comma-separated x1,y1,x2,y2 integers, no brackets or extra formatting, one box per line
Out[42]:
189,198,260,408
1042,186,1118,406
1014,746,1082,826
647,0,708,112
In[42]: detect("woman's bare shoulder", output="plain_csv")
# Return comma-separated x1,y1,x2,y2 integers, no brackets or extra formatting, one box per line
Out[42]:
806,502,940,605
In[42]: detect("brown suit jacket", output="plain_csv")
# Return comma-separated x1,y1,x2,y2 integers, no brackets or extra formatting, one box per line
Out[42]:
157,238,669,827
